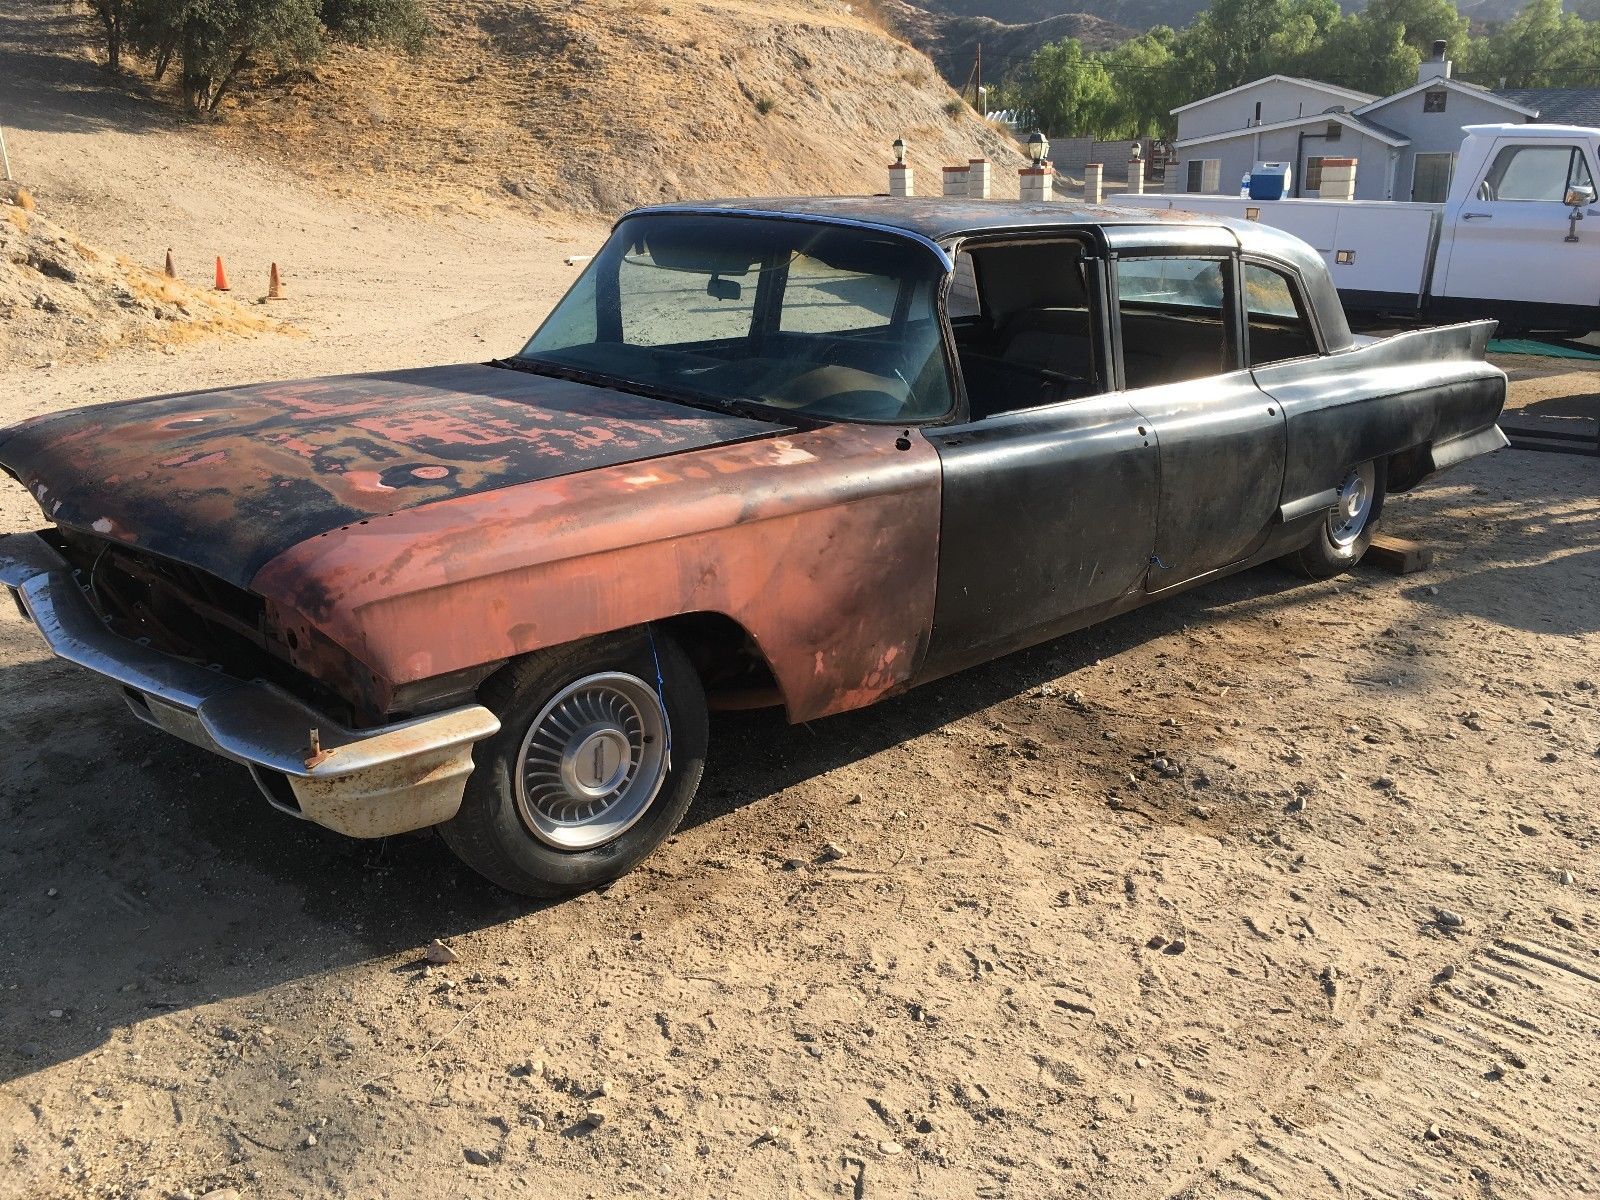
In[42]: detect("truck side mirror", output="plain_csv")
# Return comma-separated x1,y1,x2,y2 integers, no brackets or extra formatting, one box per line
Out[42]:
1565,184,1596,209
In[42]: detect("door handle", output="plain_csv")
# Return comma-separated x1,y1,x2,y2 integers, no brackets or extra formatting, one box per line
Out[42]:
1461,212,1493,220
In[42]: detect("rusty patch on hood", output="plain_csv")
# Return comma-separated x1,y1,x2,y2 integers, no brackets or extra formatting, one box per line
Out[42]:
0,363,789,588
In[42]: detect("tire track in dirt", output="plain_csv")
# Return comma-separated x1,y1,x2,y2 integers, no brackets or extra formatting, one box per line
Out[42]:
1183,922,1600,1199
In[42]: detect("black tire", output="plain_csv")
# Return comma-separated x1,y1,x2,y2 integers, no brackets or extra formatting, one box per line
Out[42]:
1280,458,1388,580
439,628,708,898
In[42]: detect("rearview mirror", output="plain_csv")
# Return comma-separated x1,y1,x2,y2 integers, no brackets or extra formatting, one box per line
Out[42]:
1566,184,1596,208
706,276,742,302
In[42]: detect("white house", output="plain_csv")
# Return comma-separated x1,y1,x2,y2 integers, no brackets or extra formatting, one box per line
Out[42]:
1170,43,1542,202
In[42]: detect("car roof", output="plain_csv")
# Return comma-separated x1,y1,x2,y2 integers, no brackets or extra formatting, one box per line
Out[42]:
633,195,1252,247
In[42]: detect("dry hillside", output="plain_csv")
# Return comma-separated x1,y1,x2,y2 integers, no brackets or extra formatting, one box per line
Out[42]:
206,0,1026,215
883,0,1134,89
0,187,282,367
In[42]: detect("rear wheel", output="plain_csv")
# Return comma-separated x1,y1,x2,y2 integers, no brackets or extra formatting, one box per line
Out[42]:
440,630,708,898
1280,459,1386,579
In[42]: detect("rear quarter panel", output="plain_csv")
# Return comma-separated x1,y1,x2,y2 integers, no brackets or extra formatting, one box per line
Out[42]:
250,424,942,724
1252,321,1505,509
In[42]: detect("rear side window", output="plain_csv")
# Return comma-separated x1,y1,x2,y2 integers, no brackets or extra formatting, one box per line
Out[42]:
1244,263,1320,365
1115,256,1235,388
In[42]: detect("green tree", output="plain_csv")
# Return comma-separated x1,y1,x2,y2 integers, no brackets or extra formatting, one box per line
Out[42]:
1360,0,1470,58
88,0,136,70
1096,27,1183,138
1480,0,1597,88
128,0,324,113
1020,38,1117,138
1311,14,1420,95
319,0,427,53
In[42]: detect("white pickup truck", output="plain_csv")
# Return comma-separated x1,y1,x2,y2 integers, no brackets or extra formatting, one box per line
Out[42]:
1122,123,1600,337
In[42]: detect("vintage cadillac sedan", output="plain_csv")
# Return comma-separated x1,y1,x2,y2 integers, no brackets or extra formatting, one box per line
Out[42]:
0,199,1507,896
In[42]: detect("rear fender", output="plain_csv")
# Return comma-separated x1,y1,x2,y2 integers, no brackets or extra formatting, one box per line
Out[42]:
1255,320,1505,507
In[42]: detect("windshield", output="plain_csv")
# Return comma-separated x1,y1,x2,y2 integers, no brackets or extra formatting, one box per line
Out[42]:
517,213,955,423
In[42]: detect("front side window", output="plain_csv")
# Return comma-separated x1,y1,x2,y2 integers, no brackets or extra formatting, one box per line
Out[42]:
1115,257,1235,388
521,214,954,423
1481,144,1596,202
1244,263,1319,365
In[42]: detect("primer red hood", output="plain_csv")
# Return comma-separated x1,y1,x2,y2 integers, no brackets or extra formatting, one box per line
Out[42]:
0,363,788,588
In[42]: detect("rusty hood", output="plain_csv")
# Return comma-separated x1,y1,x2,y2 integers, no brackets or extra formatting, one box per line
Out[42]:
0,363,791,588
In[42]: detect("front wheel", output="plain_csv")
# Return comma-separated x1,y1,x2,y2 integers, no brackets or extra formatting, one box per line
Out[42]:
1280,459,1387,579
439,629,708,898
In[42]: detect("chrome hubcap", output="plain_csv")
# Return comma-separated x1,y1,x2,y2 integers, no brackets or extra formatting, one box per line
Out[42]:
1328,462,1375,549
514,672,670,851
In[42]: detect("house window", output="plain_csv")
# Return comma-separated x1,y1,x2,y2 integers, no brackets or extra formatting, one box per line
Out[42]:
1423,90,1448,113
1186,158,1220,193
1304,156,1325,193
1412,152,1455,203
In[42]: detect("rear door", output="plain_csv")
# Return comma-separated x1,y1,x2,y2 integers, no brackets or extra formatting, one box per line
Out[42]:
1110,252,1287,590
1439,137,1600,309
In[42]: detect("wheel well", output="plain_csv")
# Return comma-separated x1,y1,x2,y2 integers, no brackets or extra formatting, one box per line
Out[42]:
1386,444,1429,493
651,612,784,713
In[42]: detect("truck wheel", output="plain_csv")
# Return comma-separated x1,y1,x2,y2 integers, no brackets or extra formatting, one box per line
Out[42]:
1280,459,1386,580
439,629,708,898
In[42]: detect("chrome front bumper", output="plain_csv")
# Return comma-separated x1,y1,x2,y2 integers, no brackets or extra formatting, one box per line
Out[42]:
0,532,499,838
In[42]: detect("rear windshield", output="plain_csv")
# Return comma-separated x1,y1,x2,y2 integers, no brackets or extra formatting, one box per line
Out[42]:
518,213,955,423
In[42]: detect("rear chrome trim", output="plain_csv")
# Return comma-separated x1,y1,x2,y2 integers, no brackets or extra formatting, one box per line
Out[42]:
1,532,499,838
1430,424,1509,474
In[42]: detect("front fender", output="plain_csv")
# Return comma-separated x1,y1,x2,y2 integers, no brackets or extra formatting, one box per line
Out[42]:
252,425,943,724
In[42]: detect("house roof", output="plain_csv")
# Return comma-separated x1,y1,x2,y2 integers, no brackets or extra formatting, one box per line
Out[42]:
1175,110,1411,151
1357,76,1541,119
1493,88,1600,127
1169,74,1376,117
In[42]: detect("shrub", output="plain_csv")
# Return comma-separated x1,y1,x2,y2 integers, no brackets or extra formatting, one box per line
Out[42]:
754,96,775,115
942,97,965,118
320,0,429,53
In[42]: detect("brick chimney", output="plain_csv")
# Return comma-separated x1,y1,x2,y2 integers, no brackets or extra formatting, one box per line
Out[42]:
1418,40,1452,84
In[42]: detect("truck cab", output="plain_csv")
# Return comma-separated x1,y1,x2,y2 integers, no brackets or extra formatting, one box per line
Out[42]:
1435,124,1600,333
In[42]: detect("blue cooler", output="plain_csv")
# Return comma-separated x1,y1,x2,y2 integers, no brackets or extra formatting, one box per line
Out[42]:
1247,163,1293,201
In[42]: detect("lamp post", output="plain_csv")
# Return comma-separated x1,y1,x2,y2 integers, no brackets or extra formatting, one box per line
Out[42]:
888,137,913,198
1021,131,1053,203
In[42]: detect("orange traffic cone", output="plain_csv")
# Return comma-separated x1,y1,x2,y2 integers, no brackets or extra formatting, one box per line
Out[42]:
214,256,230,292
164,249,176,278
267,262,284,300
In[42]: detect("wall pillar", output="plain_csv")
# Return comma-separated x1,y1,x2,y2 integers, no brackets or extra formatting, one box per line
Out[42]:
888,162,913,197
1084,163,1104,205
1019,165,1052,203
967,158,992,199
1318,156,1357,201
941,165,969,197
1126,155,1145,195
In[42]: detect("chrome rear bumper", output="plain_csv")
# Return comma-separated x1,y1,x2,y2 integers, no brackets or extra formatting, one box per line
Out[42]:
0,532,499,838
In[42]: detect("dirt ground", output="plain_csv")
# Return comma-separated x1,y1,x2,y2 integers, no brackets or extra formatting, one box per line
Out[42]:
4,8,1600,1199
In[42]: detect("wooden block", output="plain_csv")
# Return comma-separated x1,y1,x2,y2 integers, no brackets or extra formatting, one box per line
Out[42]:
1366,533,1434,575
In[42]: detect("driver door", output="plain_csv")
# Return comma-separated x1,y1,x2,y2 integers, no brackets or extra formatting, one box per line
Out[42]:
1440,138,1600,310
